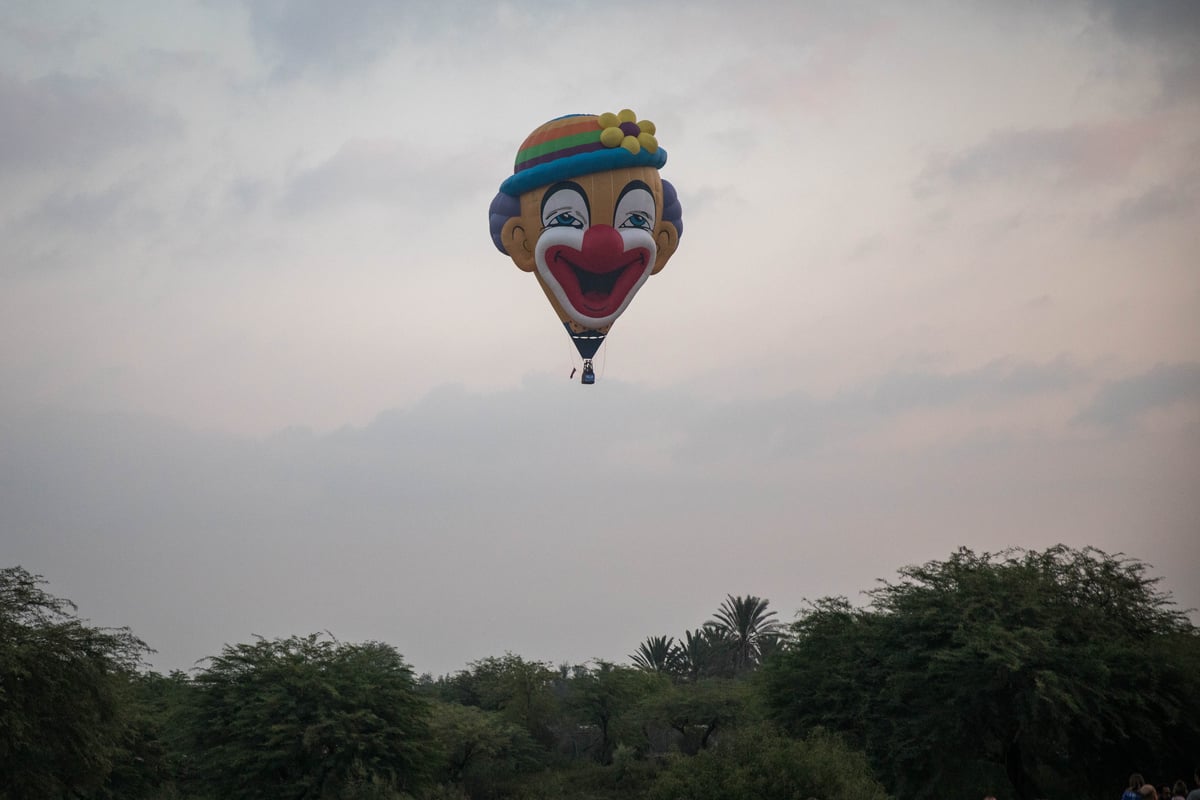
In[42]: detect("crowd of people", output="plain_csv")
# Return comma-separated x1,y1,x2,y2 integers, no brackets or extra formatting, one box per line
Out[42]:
1121,770,1200,800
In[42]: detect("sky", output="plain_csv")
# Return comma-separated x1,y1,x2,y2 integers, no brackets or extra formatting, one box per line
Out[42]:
2,0,1198,677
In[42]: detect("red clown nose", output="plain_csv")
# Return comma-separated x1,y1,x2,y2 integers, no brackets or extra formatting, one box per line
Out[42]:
575,225,626,273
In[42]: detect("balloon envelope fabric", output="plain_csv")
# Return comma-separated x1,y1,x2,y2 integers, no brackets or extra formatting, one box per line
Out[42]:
489,109,683,369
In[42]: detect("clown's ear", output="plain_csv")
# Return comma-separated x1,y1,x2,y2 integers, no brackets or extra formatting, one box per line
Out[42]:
651,221,679,275
501,217,537,272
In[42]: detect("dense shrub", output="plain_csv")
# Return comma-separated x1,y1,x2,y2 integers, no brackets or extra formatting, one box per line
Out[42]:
646,726,888,800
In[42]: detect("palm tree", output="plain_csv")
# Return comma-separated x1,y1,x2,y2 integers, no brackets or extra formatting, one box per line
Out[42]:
630,635,676,674
673,625,732,681
710,594,781,675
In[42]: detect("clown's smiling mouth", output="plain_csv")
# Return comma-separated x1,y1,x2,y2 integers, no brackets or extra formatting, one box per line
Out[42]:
546,247,650,317
557,251,641,297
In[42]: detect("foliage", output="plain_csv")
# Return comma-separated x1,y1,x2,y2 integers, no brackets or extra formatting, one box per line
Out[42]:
0,566,150,799
645,725,889,800
434,654,560,750
632,596,784,682
13,548,1196,800
562,661,665,764
710,594,782,675
762,545,1200,800
630,635,677,674
505,757,662,800
635,678,755,755
425,700,540,797
95,670,196,799
188,633,432,800
673,625,733,680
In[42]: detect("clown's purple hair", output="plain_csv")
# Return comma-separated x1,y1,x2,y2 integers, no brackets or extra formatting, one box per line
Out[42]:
661,179,683,239
488,180,683,255
489,192,521,254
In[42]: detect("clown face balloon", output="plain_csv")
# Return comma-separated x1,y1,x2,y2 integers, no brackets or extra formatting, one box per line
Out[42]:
489,110,683,367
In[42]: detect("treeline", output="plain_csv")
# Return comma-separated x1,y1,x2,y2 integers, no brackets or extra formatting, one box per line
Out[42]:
2,545,1198,800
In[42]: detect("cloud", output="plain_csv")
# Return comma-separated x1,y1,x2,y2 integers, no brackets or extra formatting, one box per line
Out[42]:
864,358,1085,415
675,358,1089,462
4,359,1198,676
1100,0,1200,42
1106,173,1200,229
22,179,157,233
243,0,406,77
917,120,1157,193
1075,362,1200,430
0,12,102,55
0,72,179,173
239,0,496,79
0,358,1098,534
280,138,482,215
1093,0,1200,104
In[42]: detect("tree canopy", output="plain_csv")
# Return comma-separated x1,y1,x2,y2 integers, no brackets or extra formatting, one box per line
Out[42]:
7,546,1195,800
630,594,783,682
0,566,150,799
762,545,1200,800
189,633,432,800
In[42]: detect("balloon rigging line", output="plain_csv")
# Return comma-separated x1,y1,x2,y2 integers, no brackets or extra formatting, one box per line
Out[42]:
564,334,579,378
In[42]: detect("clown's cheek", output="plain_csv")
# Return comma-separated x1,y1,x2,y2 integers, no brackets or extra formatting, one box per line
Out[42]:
535,228,584,273
620,230,657,263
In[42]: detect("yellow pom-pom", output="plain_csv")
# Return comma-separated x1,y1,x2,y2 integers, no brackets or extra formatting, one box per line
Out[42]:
618,108,637,123
621,135,641,154
598,112,620,128
638,119,656,135
600,127,624,148
638,132,658,153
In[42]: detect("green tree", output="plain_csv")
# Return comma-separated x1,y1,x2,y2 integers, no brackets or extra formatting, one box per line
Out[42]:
424,700,539,796
96,670,195,799
0,566,150,799
630,635,677,675
635,678,753,755
645,726,889,800
674,626,731,681
763,545,1200,800
710,594,781,676
452,654,559,749
189,633,432,800
564,661,664,765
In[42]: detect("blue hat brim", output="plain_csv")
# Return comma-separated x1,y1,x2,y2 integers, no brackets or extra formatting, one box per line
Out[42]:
499,146,668,197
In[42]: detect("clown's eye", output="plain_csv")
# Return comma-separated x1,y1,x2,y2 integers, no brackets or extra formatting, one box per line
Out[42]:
541,184,590,230
620,213,651,230
614,184,655,233
548,212,584,229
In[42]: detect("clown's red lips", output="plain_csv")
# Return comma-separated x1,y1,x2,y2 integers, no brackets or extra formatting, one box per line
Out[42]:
545,225,651,319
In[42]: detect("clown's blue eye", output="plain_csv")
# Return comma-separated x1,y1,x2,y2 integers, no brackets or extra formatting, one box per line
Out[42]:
620,213,651,230
548,212,583,229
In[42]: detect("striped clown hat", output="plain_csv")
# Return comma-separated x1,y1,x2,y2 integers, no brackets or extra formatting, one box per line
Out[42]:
498,109,668,197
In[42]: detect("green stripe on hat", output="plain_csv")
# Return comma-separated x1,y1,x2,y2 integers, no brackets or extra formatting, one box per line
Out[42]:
515,130,602,166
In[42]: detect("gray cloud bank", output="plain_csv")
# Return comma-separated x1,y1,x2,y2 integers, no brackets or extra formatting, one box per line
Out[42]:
4,361,1197,676
1076,362,1200,428
0,71,178,172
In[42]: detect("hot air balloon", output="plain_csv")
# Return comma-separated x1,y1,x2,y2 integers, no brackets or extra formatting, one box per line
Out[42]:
488,109,683,384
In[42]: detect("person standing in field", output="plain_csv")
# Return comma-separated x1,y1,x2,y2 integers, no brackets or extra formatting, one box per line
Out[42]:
1186,768,1200,800
1126,774,1147,800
